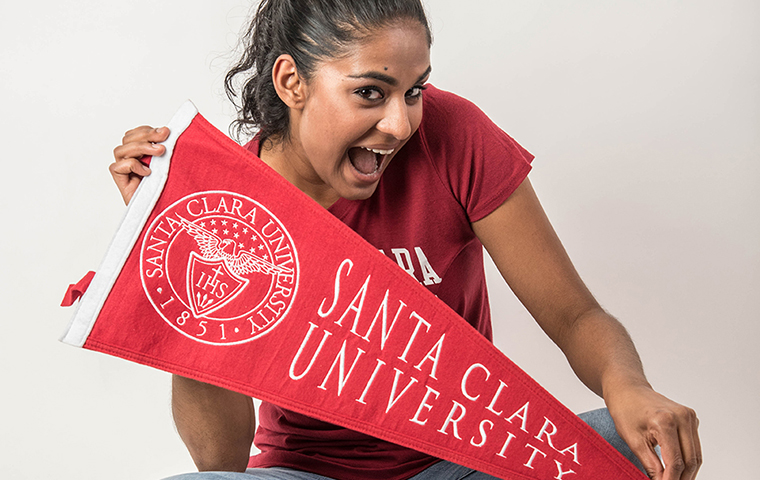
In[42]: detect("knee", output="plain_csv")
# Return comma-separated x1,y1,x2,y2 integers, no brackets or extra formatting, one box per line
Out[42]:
578,408,617,440
578,408,646,472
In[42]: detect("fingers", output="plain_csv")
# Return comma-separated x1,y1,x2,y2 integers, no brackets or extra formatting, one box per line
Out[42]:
109,158,150,205
677,407,701,479
113,140,165,163
634,440,664,480
109,156,151,181
121,125,170,145
656,413,684,480
114,126,170,162
110,125,171,205
636,407,701,480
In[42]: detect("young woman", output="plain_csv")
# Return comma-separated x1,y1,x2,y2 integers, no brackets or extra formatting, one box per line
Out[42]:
110,1,701,479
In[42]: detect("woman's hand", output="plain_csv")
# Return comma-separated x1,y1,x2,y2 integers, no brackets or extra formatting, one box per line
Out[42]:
606,384,701,480
109,125,170,204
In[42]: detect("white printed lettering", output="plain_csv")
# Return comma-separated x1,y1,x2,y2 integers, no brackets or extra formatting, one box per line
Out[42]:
415,247,441,285
398,312,431,362
462,363,491,401
496,432,517,458
506,402,530,433
335,274,370,327
386,368,419,413
554,460,576,479
391,248,415,278
535,417,558,450
318,340,366,396
413,333,445,380
356,359,386,405
470,419,494,448
289,323,332,380
318,259,353,318
524,444,547,469
409,385,440,426
437,400,467,440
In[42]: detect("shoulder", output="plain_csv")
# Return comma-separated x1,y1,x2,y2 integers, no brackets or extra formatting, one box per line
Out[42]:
418,85,529,159
417,84,533,166
414,85,534,222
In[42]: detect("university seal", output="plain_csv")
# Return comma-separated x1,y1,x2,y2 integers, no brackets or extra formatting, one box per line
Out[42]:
140,191,299,344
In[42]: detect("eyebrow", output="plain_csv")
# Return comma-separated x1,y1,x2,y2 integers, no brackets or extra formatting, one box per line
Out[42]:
348,65,432,86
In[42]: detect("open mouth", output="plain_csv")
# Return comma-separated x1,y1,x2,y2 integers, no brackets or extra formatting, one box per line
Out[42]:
347,146,394,176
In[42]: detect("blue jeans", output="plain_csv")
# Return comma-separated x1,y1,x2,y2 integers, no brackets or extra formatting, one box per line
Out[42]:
163,408,644,480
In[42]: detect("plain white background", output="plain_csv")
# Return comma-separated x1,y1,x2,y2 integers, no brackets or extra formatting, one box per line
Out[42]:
1,0,757,478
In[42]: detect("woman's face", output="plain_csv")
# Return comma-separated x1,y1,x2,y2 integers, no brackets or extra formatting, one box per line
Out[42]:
276,22,431,208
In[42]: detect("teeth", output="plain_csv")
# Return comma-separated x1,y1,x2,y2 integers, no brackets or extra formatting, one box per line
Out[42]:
362,146,394,155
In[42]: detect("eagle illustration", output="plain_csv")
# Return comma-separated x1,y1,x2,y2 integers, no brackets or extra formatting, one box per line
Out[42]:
178,216,292,277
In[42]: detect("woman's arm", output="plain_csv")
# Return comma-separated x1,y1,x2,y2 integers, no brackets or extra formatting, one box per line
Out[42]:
172,375,256,472
472,178,701,480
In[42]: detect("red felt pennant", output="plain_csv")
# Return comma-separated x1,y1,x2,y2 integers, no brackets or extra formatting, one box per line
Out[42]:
61,102,645,480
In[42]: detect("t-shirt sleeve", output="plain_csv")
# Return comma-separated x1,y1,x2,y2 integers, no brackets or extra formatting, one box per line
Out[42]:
418,86,534,223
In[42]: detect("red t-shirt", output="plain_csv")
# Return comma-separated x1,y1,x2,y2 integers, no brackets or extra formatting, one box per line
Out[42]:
246,85,534,480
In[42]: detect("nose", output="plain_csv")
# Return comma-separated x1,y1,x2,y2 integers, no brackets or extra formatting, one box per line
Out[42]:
376,97,412,140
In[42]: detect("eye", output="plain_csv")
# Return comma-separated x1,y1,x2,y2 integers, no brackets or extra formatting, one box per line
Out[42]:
405,84,427,103
355,86,384,101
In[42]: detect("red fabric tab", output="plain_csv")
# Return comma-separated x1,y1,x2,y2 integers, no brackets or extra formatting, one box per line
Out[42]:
63,108,645,480
61,271,96,307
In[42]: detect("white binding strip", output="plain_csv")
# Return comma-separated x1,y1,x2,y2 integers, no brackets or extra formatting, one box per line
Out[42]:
60,100,199,347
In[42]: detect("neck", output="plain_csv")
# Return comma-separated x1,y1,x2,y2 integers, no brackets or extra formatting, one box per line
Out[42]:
258,137,340,210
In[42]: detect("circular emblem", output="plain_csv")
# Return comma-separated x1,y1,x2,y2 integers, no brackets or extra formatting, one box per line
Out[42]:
140,191,299,345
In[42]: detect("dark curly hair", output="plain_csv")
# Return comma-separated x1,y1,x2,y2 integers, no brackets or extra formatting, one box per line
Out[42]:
224,0,432,143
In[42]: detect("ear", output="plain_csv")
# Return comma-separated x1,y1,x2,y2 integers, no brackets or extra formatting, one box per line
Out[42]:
271,54,306,109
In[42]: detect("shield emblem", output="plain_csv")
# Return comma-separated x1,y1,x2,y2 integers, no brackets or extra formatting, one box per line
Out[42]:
186,252,250,317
